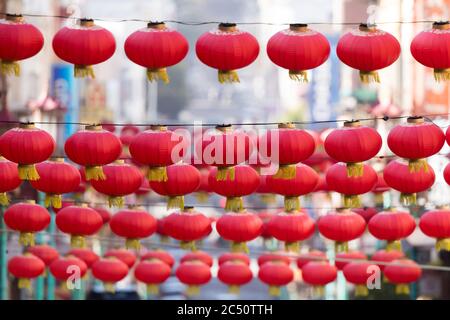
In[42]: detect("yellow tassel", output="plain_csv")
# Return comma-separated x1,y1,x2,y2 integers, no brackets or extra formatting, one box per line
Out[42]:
0,193,10,206
186,285,201,296
225,197,243,212
313,286,325,297
44,194,62,209
285,241,300,253
231,242,249,253
180,241,196,251
74,65,95,78
85,166,106,181
284,196,300,212
359,70,380,83
386,240,402,252
217,167,235,181
126,238,141,250
18,278,31,291
408,159,428,173
108,196,124,208
433,68,450,82
228,285,240,295
260,194,276,205
148,166,168,182
335,241,349,253
400,193,416,206
274,164,296,179
218,70,240,83
19,232,35,246
346,162,363,177
18,164,40,181
395,284,410,295
0,60,20,76
343,195,361,208
147,68,169,84
103,282,116,294
147,284,159,295
355,284,369,297
167,196,184,210
268,285,281,296
71,235,86,248
288,70,308,82
374,193,384,206
436,238,450,252
195,192,209,203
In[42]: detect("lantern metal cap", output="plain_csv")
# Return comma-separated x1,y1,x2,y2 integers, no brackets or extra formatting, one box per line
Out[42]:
114,159,125,164
85,124,103,131
289,23,308,32
344,120,361,128
5,13,24,23
24,199,36,204
147,21,166,29
51,157,65,163
278,122,295,129
183,206,194,211
219,23,237,32
215,124,232,132
406,116,424,124
19,122,35,129
79,18,95,27
433,21,450,30
150,125,167,131
359,23,377,32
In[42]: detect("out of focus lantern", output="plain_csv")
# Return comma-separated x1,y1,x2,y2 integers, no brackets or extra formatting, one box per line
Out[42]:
258,261,294,296
176,261,212,296
134,259,171,295
0,157,21,205
302,261,337,296
91,258,129,293
218,261,253,294
383,259,422,295
419,207,450,251
8,254,45,290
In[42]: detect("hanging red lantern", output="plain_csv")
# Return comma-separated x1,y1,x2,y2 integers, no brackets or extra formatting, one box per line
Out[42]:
91,258,129,293
0,123,55,180
302,262,337,296
218,253,250,266
387,117,445,172
141,250,175,268
326,163,377,208
105,249,137,268
4,201,50,246
419,208,450,251
335,251,367,270
318,209,366,252
267,210,315,252
216,210,263,253
55,204,103,248
149,163,200,210
8,254,45,290
0,157,21,205
368,209,416,251
267,163,318,211
52,18,115,78
447,127,450,146
30,158,81,208
260,123,316,179
93,206,111,225
209,165,260,212
218,260,253,294
91,160,143,207
343,262,380,297
0,14,44,76
28,245,59,267
196,23,259,83
125,22,188,83
68,248,99,268
383,259,422,295
180,251,213,267
258,253,291,266
336,24,400,83
410,21,450,82
352,207,378,223
258,211,275,239
267,24,329,81
109,207,157,249
296,251,327,269
383,160,435,205
444,163,450,185
324,121,382,177
371,250,404,271
258,261,294,296
134,259,172,295
176,261,212,296
49,256,88,281
163,206,211,250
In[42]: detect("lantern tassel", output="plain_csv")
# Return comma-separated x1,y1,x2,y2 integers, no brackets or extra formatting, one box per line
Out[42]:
313,286,325,297
228,285,240,295
335,241,349,253
386,240,402,252
274,164,296,179
284,196,300,212
0,193,10,206
216,167,235,181
395,284,410,295
108,196,124,208
19,232,35,246
180,241,196,251
343,195,361,208
260,194,276,205
18,278,32,291
85,166,106,180
18,164,40,181
231,241,249,253
126,238,141,250
147,68,169,84
408,159,428,173
268,285,281,297
433,68,450,82
44,194,62,209
148,166,168,182
400,193,416,206
195,192,209,203
374,193,384,206
288,70,308,82
186,285,200,296
359,71,380,83
147,284,159,295
0,60,20,76
346,162,364,177
285,241,300,253
225,197,243,212
355,284,369,297
167,196,184,210
103,282,116,294
70,235,86,248
218,70,239,83
74,65,95,78
436,238,450,252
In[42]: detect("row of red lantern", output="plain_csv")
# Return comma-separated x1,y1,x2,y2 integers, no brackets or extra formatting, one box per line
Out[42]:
1,14,449,83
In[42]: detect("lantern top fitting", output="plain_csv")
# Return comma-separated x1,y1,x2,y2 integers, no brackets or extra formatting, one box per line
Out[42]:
50,157,65,163
79,18,95,27
359,23,377,32
343,120,361,128
278,122,295,129
5,13,24,23
147,22,166,29
85,124,103,131
218,23,237,32
183,206,195,211
19,122,35,129
150,125,167,131
24,199,36,204
433,21,450,30
215,124,232,132
406,116,424,124
289,24,308,32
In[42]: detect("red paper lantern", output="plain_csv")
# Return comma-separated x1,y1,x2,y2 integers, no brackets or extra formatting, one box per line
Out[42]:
0,157,21,205
218,253,250,266
0,14,44,76
419,208,450,251
91,160,143,207
49,256,88,281
109,207,157,249
129,125,183,182
383,160,435,205
371,250,404,271
180,251,213,267
134,259,171,295
4,201,50,246
216,211,263,253
176,261,212,296
297,251,327,269
105,249,136,268
335,251,367,270
196,23,259,83
28,245,59,267
218,261,253,294
67,248,99,268
0,123,55,180
258,261,294,296
141,250,175,267
302,262,337,296
352,207,378,223
447,127,450,146
258,253,291,266
125,22,188,83
368,209,416,251
149,163,200,210
326,163,377,208
324,121,381,177
337,24,400,83
267,24,329,81
92,258,129,293
383,259,422,295
30,158,81,208
260,124,316,179
93,207,111,224
410,21,450,82
55,204,103,248
445,163,450,186
52,19,115,78
163,207,211,250
387,117,445,172
267,210,315,252
266,163,318,211
343,262,380,297
8,254,45,290
318,209,366,252
64,125,122,181
209,165,260,212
